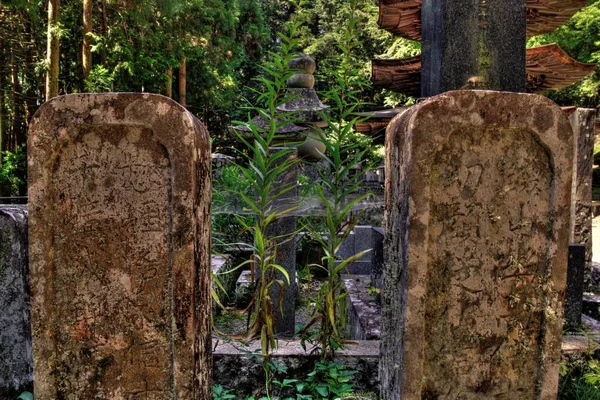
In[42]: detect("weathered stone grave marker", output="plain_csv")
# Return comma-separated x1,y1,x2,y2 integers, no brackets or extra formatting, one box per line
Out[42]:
0,206,32,397
381,91,572,399
569,108,597,289
28,93,212,399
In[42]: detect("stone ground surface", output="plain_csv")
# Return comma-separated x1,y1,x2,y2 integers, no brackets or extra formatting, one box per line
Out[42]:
214,274,322,336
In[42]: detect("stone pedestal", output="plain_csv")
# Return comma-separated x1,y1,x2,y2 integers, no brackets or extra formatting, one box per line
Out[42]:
381,91,572,399
569,108,597,290
28,94,213,399
0,205,32,397
421,0,526,97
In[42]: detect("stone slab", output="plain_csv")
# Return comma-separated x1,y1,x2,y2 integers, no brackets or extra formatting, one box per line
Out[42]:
343,275,381,340
583,294,600,321
569,109,597,290
381,91,573,399
565,244,585,328
235,270,254,308
336,226,384,276
28,93,212,399
0,205,32,397
421,0,526,97
370,227,385,290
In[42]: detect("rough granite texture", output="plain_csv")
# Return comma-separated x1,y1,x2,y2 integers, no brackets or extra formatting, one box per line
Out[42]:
27,93,212,399
343,275,381,340
565,244,585,328
569,109,596,290
421,0,526,97
381,91,573,400
0,206,32,397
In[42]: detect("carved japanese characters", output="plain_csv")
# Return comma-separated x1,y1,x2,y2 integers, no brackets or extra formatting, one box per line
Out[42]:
28,94,212,399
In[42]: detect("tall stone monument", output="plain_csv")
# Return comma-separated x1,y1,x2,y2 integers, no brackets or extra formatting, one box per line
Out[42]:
0,206,32,397
381,91,573,399
569,109,597,289
28,94,213,399
421,0,526,96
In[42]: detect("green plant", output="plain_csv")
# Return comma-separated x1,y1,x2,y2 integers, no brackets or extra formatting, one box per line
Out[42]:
212,165,255,249
229,359,358,400
300,0,374,360
0,145,27,197
593,144,600,166
366,285,380,301
213,384,236,400
16,392,33,400
559,336,600,400
298,174,321,198
230,16,305,398
298,360,356,399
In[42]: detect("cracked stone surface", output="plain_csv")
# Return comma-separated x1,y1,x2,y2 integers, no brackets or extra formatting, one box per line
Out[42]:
28,93,212,399
381,90,573,400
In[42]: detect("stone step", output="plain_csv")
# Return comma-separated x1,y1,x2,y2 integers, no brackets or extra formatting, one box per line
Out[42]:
583,294,600,321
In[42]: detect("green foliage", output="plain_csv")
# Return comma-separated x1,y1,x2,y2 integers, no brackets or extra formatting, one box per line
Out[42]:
225,359,356,400
0,145,27,197
85,65,114,92
212,165,254,248
526,1,600,108
229,18,304,398
298,360,356,399
16,392,33,400
559,351,600,399
213,384,237,400
294,0,419,109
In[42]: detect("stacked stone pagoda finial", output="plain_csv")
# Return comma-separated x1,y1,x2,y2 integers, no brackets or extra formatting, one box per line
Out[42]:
232,54,329,159
279,54,329,159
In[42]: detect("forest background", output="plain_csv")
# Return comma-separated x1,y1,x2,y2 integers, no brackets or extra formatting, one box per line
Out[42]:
1,0,599,197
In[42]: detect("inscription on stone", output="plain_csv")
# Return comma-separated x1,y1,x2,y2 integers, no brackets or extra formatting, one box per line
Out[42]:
425,126,551,396
55,125,171,396
28,94,212,399
380,91,573,400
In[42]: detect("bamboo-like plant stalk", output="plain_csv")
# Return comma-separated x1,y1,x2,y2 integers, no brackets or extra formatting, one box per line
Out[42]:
232,18,303,398
301,0,375,360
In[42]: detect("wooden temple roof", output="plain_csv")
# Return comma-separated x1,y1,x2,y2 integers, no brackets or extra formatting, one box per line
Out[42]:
379,0,587,41
372,44,597,97
355,107,408,143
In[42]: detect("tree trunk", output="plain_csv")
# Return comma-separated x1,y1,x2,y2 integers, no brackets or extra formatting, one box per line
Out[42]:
203,104,209,131
46,0,60,100
165,42,173,98
82,0,93,80
178,56,186,107
0,35,5,153
99,0,107,64
10,35,22,150
23,14,39,128
166,66,173,98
